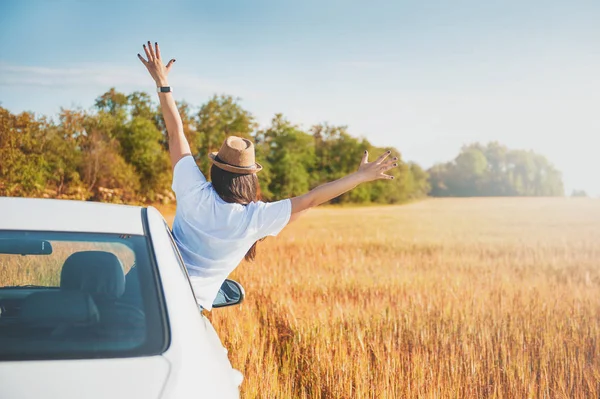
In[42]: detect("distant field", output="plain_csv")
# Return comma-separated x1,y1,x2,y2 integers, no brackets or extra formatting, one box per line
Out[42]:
161,198,600,398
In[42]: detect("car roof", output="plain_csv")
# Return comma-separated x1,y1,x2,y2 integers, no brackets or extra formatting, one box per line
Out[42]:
0,197,145,235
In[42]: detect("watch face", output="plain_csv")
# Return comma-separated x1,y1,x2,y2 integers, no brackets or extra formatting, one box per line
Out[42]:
158,86,171,93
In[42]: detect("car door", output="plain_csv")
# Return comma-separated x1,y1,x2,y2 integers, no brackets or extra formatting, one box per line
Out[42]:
144,207,241,398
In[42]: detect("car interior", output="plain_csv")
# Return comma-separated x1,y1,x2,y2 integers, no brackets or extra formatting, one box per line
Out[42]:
0,247,147,355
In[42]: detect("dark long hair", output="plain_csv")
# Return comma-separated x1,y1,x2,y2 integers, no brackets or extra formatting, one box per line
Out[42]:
210,165,262,261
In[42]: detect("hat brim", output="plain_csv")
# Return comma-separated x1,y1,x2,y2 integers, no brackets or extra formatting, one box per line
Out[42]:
209,152,263,175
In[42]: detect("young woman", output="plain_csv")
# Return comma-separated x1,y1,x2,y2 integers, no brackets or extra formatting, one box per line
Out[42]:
138,42,398,309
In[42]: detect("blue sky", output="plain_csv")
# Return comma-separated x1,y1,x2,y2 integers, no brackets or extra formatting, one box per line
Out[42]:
1,0,599,195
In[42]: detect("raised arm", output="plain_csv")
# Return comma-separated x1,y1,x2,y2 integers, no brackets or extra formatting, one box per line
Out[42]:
290,150,398,215
138,41,191,169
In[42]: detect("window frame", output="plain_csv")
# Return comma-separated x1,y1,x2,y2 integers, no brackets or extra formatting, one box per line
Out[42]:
163,221,203,310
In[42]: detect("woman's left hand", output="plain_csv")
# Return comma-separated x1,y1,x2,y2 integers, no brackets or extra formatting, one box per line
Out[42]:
137,41,175,87
357,150,398,182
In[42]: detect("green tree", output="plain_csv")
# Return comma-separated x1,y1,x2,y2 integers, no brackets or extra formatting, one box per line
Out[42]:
127,91,158,123
77,112,140,202
43,110,85,197
94,88,129,122
0,108,48,196
119,117,171,200
310,124,369,203
176,101,200,157
428,142,564,197
257,114,315,199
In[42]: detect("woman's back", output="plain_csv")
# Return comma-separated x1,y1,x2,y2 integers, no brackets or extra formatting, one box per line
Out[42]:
171,156,291,309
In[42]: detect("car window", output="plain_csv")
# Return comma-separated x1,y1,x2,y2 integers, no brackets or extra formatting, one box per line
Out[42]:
0,230,167,360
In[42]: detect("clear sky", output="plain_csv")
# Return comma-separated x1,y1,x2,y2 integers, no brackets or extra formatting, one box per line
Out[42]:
1,0,599,195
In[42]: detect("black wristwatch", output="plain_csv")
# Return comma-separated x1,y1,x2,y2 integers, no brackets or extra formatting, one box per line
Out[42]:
157,86,172,93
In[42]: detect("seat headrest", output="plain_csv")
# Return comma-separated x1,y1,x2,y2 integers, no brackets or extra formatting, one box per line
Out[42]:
61,251,126,299
20,291,99,327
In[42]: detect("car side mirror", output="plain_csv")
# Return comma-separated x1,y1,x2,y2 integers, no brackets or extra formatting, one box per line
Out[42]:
211,279,245,309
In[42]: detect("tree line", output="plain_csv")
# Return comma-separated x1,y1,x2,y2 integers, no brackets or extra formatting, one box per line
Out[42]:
0,88,565,203
0,89,430,204
428,142,564,197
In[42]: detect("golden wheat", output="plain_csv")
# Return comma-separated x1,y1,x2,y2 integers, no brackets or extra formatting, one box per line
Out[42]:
3,198,598,398
189,198,600,398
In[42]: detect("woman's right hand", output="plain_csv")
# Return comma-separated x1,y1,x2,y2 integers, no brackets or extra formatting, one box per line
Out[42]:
357,150,398,182
289,149,399,216
137,41,175,87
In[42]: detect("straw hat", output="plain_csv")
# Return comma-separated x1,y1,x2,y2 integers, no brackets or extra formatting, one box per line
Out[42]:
209,136,263,174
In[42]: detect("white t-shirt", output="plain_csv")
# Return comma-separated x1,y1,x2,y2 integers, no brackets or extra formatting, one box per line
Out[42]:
171,156,291,310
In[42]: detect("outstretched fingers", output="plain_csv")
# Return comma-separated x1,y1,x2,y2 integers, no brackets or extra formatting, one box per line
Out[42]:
381,157,398,168
147,41,155,60
137,53,148,65
361,150,369,165
143,43,153,62
378,158,398,180
166,58,176,71
375,150,392,164
155,42,161,60
380,161,398,172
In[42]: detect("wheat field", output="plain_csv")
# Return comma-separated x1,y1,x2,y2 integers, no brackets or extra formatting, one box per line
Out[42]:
165,198,600,398
3,198,598,398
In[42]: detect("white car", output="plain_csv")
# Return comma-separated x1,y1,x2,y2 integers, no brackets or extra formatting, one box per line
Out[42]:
0,197,243,399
